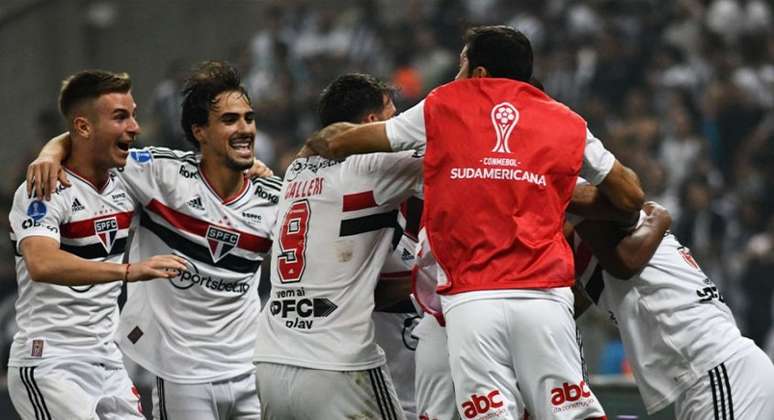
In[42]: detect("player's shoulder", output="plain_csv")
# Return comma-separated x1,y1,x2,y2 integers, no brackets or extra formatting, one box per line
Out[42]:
249,175,282,206
128,146,199,167
346,150,421,173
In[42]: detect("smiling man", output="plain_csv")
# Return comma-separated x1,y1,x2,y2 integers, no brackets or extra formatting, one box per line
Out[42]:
7,70,187,420
27,62,281,420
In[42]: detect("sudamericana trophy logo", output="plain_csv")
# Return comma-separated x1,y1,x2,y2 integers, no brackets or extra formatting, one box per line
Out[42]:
490,102,519,154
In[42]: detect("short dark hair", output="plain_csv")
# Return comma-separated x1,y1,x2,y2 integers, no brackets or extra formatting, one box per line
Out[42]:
318,73,396,126
58,70,131,120
181,61,250,149
463,25,533,82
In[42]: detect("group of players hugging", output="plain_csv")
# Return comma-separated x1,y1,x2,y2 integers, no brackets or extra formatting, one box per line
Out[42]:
9,24,774,420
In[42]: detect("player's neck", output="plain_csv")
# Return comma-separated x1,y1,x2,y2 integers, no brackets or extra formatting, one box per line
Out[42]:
199,158,246,202
64,148,110,192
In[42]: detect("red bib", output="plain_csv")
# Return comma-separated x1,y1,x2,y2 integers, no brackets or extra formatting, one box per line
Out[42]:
422,78,586,294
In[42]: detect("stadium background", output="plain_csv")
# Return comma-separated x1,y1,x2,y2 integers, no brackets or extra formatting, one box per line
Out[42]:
0,0,772,418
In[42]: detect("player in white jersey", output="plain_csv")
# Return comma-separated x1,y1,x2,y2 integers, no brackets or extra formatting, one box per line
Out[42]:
28,62,279,420
9,70,186,420
571,201,774,419
373,199,424,419
254,74,421,419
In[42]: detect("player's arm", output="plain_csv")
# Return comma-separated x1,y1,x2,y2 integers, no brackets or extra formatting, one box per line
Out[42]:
571,282,594,319
306,122,391,160
27,132,72,200
374,275,413,311
597,160,645,213
575,202,671,279
568,183,639,225
20,236,187,285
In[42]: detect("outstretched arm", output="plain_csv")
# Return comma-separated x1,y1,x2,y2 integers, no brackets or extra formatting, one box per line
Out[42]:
306,122,391,160
21,236,187,285
576,202,671,279
27,132,72,200
597,160,645,213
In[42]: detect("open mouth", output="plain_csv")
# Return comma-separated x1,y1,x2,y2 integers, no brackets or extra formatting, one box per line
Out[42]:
117,140,131,152
229,137,253,153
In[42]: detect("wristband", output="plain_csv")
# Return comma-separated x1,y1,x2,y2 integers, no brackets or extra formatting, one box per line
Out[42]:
123,263,131,282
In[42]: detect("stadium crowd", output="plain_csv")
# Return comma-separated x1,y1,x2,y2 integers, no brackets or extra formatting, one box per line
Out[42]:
0,0,772,394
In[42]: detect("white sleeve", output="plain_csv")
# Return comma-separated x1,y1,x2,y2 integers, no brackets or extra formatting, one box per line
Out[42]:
349,151,423,207
119,147,196,205
9,184,64,253
580,129,615,186
385,100,427,153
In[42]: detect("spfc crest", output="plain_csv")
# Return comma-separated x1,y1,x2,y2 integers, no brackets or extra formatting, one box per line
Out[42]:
94,217,119,253
678,246,700,270
206,225,240,263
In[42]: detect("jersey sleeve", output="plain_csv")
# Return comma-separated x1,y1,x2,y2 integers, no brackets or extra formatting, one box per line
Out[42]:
580,128,615,186
385,100,427,154
349,151,423,208
118,146,197,204
9,183,65,254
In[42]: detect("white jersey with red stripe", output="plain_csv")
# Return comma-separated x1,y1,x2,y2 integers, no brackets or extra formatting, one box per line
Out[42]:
573,215,754,414
253,151,422,370
113,147,281,383
8,169,134,368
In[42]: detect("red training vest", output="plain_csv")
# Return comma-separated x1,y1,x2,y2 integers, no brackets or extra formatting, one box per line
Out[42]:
422,78,586,294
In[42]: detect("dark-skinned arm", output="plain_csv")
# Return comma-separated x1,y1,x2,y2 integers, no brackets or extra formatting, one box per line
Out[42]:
597,160,645,213
568,183,639,225
575,202,672,279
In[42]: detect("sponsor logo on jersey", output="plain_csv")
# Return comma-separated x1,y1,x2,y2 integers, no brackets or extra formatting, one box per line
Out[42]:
460,389,505,419
169,256,250,294
400,247,414,263
94,217,119,253
27,200,47,221
550,380,595,413
130,149,152,164
255,185,279,204
21,218,58,233
186,196,205,211
30,339,44,357
71,198,85,212
111,192,127,202
206,225,240,263
242,212,262,223
179,165,199,179
490,102,519,154
269,288,337,330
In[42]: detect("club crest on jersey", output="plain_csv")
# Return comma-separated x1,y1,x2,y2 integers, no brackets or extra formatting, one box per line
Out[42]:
678,246,700,270
94,217,119,253
206,225,240,263
490,102,519,153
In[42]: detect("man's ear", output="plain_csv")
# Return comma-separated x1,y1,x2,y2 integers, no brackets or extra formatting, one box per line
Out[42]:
363,113,379,123
192,124,207,147
72,116,91,138
472,66,489,78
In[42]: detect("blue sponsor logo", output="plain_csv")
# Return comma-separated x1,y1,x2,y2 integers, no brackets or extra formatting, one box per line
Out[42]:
27,201,47,221
130,150,152,164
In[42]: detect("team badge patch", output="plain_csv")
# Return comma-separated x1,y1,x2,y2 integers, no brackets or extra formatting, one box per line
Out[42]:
206,225,240,263
490,102,519,153
27,200,47,221
130,149,152,164
94,217,119,253
678,246,700,270
31,339,44,357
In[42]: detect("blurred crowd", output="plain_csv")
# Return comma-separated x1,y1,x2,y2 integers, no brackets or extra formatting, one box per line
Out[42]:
0,0,773,375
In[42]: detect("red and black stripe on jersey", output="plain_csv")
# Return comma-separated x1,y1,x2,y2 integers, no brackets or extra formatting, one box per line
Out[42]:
58,211,133,259
139,199,271,274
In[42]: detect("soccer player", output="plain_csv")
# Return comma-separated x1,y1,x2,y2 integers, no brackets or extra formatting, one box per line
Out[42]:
253,73,421,419
572,201,774,419
27,61,280,419
8,70,187,420
306,26,644,419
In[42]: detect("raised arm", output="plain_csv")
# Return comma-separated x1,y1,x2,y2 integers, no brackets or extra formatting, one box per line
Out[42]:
20,236,187,285
27,132,72,200
575,202,671,279
568,183,639,225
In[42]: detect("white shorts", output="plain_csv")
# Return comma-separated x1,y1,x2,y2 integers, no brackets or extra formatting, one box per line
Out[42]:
255,362,406,420
675,345,774,419
153,372,260,420
373,311,420,418
444,296,605,420
414,314,460,420
8,360,144,420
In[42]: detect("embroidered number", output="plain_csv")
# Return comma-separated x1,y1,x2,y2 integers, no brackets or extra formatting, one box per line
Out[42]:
277,200,310,283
